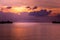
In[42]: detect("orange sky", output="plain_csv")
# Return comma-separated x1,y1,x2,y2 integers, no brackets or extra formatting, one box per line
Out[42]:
0,6,60,16
0,0,60,16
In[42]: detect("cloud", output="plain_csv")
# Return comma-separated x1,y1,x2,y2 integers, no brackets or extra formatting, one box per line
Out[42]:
0,6,60,16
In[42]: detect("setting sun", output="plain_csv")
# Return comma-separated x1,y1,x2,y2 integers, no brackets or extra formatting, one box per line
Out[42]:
0,6,60,16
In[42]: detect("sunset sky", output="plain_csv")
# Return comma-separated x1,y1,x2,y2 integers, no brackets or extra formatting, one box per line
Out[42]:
0,0,60,8
0,0,60,15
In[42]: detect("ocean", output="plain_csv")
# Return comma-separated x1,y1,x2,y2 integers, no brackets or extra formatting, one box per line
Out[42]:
0,22,60,40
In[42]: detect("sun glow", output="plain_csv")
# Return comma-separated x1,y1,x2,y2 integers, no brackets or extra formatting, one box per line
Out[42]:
0,6,60,16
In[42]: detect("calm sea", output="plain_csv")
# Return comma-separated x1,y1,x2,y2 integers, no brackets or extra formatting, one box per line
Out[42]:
0,22,60,40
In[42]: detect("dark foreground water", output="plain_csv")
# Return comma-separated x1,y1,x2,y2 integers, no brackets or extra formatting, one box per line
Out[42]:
0,23,60,40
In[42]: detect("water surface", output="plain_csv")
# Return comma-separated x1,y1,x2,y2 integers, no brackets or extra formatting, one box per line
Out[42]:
0,23,60,40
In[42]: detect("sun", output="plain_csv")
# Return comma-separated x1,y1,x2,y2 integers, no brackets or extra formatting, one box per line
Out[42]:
9,6,31,14
0,6,60,16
